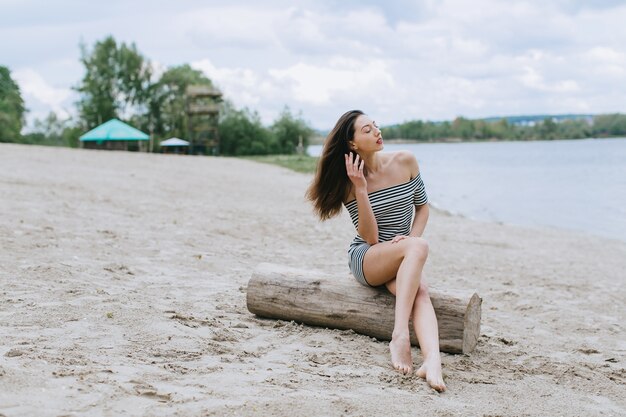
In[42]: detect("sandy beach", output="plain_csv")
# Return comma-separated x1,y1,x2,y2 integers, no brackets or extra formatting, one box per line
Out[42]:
0,143,624,416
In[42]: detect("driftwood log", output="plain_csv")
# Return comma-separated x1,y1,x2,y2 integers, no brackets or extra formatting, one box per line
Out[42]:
246,263,481,354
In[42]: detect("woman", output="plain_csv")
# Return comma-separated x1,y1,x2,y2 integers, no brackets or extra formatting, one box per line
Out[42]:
306,110,446,392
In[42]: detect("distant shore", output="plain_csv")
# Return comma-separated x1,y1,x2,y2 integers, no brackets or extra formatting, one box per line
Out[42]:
309,135,626,146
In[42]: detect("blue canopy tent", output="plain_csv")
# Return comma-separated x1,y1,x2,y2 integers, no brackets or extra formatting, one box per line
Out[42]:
80,119,149,151
160,137,190,154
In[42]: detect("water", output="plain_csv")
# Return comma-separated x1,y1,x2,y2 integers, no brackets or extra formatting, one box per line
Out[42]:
308,138,626,242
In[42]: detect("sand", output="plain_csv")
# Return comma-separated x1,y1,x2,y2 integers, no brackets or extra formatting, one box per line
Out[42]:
0,143,624,416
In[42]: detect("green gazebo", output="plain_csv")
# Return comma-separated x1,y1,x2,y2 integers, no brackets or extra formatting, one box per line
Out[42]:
80,119,149,151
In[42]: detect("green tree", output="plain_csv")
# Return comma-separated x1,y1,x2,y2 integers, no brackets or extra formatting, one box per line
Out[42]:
382,123,400,139
556,119,590,139
22,112,84,147
451,117,475,140
76,36,152,128
437,121,452,139
219,108,275,156
136,64,215,142
22,112,65,146
270,107,314,154
490,118,511,140
474,120,491,140
537,117,557,140
0,66,26,142
423,122,439,141
593,113,626,137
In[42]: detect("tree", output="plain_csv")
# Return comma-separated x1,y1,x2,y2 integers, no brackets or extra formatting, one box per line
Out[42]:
593,113,626,137
451,117,475,140
538,117,557,140
490,118,511,140
0,66,25,142
219,108,275,156
557,119,589,139
76,36,152,128
138,64,215,142
22,112,83,147
474,120,491,140
270,107,314,154
407,120,425,140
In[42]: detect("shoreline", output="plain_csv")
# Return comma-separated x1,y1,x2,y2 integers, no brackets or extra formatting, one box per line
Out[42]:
309,135,626,146
427,202,626,244
1,143,624,416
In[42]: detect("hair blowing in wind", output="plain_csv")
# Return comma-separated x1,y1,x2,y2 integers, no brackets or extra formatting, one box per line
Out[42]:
306,110,364,220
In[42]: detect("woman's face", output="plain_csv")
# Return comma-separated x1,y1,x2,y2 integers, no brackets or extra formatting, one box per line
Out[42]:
351,114,383,153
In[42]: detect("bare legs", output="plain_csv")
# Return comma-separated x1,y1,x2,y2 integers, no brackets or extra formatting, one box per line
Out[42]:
387,240,425,374
362,237,446,391
387,279,446,391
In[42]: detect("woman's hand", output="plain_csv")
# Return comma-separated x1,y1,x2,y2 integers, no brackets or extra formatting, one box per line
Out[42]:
391,235,408,244
345,152,367,190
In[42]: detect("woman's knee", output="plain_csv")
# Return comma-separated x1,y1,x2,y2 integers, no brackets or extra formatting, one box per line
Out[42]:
416,279,430,300
403,237,429,261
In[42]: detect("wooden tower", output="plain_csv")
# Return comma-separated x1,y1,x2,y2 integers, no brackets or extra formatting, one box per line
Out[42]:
185,85,222,155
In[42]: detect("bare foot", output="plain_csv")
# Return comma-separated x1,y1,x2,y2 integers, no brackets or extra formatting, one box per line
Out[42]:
416,355,446,392
389,335,412,374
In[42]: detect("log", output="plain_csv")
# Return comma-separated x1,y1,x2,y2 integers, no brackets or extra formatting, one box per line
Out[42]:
246,263,482,354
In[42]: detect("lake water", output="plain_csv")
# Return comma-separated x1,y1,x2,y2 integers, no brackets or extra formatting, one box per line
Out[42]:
308,138,626,242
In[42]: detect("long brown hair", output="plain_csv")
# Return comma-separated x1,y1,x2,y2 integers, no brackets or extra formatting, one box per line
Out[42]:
306,110,364,220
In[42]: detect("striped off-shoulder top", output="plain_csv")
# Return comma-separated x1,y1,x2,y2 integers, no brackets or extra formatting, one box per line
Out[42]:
344,172,428,251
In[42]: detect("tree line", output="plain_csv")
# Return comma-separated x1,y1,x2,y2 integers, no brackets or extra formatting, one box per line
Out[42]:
0,36,313,155
381,114,626,142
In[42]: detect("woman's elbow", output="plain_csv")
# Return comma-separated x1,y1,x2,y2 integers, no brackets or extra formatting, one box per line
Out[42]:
359,230,379,245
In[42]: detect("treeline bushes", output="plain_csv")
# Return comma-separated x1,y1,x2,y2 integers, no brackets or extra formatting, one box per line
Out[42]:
593,114,626,137
21,113,83,147
0,66,26,143
381,115,626,141
0,36,313,155
219,106,313,156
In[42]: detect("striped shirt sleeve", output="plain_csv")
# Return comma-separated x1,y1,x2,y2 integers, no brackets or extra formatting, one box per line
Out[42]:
413,172,428,206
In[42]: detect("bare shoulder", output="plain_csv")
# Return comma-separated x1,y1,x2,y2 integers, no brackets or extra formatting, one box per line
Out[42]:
389,151,419,177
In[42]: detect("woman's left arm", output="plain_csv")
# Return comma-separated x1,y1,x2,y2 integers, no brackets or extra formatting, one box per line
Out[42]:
401,151,429,238
409,203,429,237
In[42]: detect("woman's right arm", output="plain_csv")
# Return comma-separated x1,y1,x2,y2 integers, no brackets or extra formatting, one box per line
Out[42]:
345,152,379,245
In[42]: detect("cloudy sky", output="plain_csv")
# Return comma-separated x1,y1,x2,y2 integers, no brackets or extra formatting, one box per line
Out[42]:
2,0,626,130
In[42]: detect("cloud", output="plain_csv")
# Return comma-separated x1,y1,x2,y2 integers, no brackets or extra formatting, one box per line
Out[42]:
177,6,281,50
191,56,395,125
584,46,626,77
3,0,626,129
552,0,626,14
269,58,395,105
520,66,580,93
13,68,74,121
191,59,264,108
512,50,581,93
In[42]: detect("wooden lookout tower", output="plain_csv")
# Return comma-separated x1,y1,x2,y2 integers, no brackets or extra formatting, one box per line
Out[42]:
185,85,222,155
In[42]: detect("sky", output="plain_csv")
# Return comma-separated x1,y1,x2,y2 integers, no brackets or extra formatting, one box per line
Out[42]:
2,0,626,130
